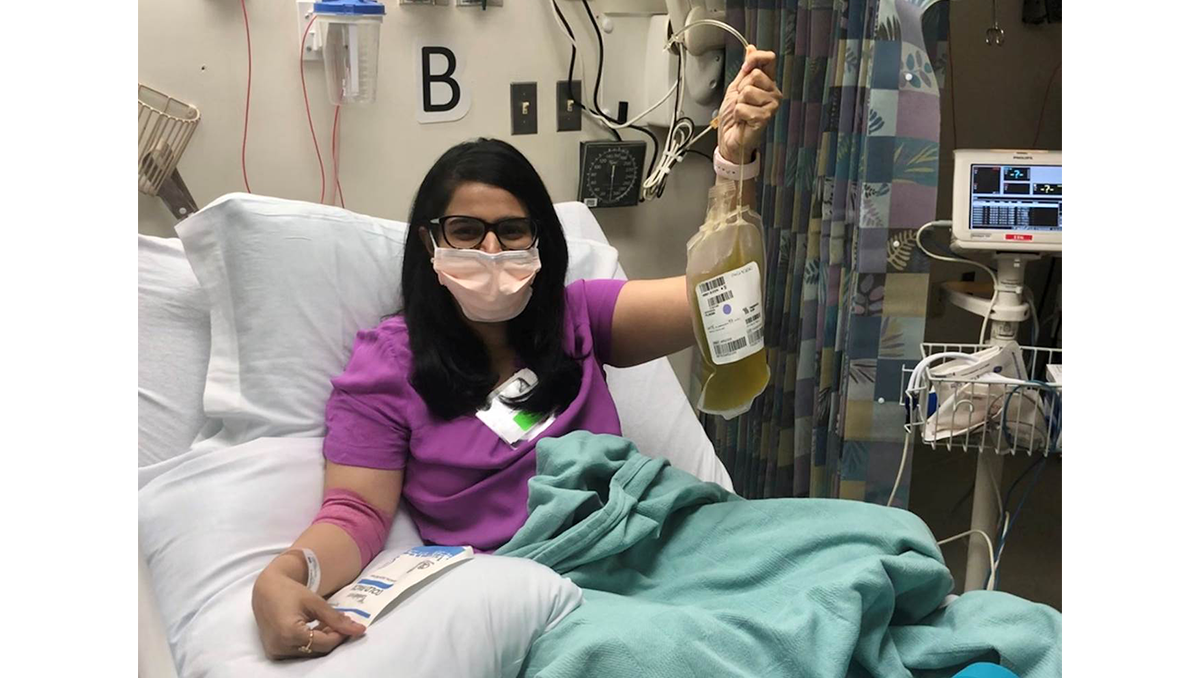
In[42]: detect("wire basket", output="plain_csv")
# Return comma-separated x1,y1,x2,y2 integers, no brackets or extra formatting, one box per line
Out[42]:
901,343,1062,457
138,84,200,196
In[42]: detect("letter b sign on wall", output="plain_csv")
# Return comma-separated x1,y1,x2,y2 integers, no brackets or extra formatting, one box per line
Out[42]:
415,43,471,123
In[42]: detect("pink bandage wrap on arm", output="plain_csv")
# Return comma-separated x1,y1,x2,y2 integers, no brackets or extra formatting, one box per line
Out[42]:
312,487,393,569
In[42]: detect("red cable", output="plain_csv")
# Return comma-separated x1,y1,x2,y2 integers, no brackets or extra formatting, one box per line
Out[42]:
332,105,345,208
1031,63,1062,149
239,0,253,193
299,14,327,205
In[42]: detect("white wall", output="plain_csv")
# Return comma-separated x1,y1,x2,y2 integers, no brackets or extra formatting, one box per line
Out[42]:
138,0,708,386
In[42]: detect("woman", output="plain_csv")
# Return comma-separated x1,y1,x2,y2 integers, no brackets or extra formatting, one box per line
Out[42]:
252,47,782,660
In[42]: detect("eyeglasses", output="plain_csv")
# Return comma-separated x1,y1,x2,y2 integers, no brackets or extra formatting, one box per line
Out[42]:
429,215,539,251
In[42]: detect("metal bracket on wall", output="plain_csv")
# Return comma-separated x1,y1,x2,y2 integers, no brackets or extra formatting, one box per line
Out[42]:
157,169,199,222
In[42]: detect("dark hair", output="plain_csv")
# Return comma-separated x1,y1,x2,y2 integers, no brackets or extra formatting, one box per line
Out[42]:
400,138,581,420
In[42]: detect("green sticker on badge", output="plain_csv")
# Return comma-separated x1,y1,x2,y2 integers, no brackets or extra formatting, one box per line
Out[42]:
513,411,542,432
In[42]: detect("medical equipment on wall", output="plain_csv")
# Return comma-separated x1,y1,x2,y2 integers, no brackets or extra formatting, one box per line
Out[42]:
586,0,730,132
890,148,1063,594
663,1,727,111
578,140,648,208
549,0,664,203
638,16,720,130
313,0,386,106
550,1,745,202
138,84,201,221
640,8,748,201
686,181,769,418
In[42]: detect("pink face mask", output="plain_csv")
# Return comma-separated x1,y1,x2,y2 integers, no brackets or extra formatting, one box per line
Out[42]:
431,245,542,323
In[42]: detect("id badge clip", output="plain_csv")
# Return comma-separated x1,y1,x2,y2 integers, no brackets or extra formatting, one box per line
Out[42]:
475,368,555,445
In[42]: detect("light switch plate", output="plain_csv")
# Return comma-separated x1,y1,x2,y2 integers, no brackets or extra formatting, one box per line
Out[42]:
556,81,582,132
511,82,538,135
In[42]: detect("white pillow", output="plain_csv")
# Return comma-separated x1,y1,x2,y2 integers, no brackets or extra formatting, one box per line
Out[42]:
138,235,213,467
138,437,582,678
176,195,408,447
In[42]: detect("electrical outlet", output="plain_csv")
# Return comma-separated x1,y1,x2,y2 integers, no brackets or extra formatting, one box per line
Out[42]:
556,81,582,132
511,82,538,135
296,1,322,61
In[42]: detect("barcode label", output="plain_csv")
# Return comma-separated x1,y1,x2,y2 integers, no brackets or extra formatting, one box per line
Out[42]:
707,291,735,308
713,337,749,358
698,276,727,294
695,262,762,366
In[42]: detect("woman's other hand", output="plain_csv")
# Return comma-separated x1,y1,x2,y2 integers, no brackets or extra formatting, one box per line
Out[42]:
251,561,366,660
718,45,783,163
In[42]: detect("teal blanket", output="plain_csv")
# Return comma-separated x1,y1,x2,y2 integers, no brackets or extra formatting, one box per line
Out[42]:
497,432,1061,678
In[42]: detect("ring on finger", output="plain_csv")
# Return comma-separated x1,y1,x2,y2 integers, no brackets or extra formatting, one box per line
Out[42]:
298,628,315,654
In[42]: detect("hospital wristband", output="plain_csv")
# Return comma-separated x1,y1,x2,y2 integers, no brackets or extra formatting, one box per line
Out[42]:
282,548,322,594
713,147,760,181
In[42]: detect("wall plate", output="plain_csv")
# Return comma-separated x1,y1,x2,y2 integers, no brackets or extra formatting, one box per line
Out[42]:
556,81,582,132
296,1,322,62
511,82,538,135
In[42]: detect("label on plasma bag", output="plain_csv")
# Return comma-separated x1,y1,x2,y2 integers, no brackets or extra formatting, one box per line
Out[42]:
696,262,765,365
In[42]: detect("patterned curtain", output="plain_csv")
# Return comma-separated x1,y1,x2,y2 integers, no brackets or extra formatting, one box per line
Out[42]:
702,0,949,506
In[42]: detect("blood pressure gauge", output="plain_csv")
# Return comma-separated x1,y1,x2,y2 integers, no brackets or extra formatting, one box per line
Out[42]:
578,140,647,208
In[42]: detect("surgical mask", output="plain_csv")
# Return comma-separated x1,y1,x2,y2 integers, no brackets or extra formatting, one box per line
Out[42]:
431,245,542,322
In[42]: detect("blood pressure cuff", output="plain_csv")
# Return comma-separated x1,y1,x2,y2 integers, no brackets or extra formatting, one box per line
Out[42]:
312,487,393,569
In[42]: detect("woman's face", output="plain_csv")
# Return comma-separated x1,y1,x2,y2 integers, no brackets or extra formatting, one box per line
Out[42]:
429,181,528,255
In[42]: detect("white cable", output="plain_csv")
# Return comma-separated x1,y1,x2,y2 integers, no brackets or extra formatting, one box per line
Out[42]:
977,305,996,342
937,529,997,591
993,511,1011,570
641,35,718,200
642,121,716,200
886,391,1028,516
599,82,680,130
888,351,976,509
641,52,694,200
886,428,913,508
1024,288,1040,346
916,221,1000,344
983,461,1011,582
686,123,715,148
549,0,575,46
642,117,692,198
597,18,749,134
549,0,598,124
671,18,751,49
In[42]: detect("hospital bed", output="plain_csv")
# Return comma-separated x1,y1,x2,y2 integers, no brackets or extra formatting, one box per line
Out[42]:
138,194,733,678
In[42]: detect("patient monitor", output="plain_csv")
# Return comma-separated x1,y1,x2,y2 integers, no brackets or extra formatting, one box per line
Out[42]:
951,149,1062,254
941,148,1062,346
943,149,1062,594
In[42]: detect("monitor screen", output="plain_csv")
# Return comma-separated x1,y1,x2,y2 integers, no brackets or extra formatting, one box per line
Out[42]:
969,164,1062,232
